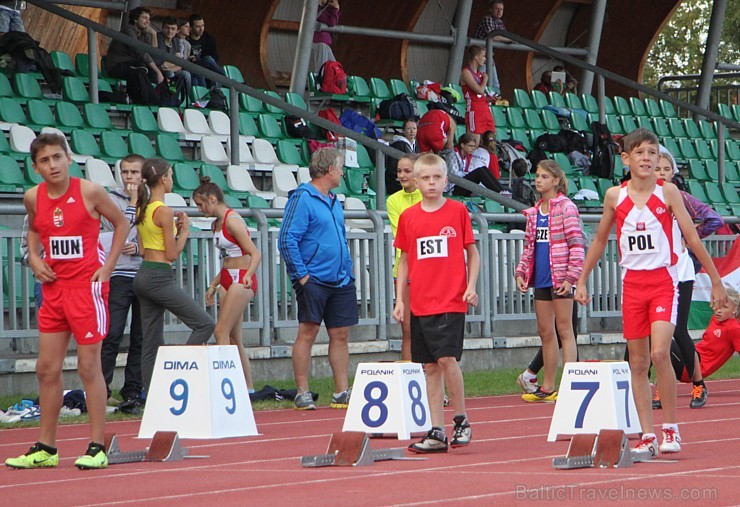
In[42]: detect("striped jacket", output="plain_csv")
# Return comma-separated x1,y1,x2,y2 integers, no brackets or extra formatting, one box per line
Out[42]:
515,193,585,289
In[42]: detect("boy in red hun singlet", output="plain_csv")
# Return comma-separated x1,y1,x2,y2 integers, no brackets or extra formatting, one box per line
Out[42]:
5,134,129,470
575,128,726,458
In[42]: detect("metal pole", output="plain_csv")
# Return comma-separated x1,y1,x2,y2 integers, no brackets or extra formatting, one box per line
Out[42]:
444,0,473,86
319,23,453,45
230,86,239,165
696,0,728,120
290,0,319,95
87,26,98,104
597,74,605,124
580,0,607,95
375,146,386,211
50,0,126,9
486,36,493,81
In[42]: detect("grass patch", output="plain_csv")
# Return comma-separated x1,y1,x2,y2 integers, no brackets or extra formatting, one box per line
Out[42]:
3,357,739,426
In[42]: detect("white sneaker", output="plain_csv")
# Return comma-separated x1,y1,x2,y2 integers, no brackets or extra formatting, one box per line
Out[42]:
516,373,540,394
659,428,682,454
59,406,82,418
632,434,659,459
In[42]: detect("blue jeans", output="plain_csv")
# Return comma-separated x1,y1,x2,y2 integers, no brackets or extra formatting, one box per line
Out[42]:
192,55,224,88
0,9,25,32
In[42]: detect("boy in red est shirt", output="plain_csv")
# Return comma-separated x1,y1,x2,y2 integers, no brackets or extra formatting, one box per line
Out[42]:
393,153,480,453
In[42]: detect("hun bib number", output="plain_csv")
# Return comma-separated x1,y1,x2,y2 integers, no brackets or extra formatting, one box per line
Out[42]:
625,231,657,255
416,235,448,259
49,236,83,259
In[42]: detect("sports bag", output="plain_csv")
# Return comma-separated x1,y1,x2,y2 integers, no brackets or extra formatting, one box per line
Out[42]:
318,60,347,94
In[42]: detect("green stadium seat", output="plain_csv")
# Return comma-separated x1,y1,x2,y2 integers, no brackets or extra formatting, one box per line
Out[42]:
491,105,508,129
277,139,308,166
513,88,534,109
69,160,85,179
717,103,733,120
636,116,654,132
261,90,283,115
553,152,577,175
13,73,44,101
257,113,286,141
643,98,662,118
0,155,29,192
70,129,102,159
51,50,75,75
24,156,42,185
620,115,638,133
198,163,235,197
704,181,728,206
156,134,187,161
74,53,102,80
564,92,583,111
239,92,263,116
171,162,200,197
506,107,526,129
724,161,740,181
597,178,613,200
345,169,376,208
704,160,719,180
662,138,683,161
567,178,578,197
483,199,504,213
540,109,560,132
725,141,740,161
687,180,709,203
660,99,678,118
613,96,632,116
694,139,714,160
61,76,90,104
285,91,308,110
239,112,259,138
682,119,702,139
697,119,717,140
721,182,740,203
100,130,129,160
131,106,160,135
651,117,671,138
223,64,245,84
530,89,548,109
569,112,590,132
548,91,566,109
688,159,709,181
603,96,616,115
668,118,687,138
222,193,244,208
0,96,28,126
523,108,544,130
308,72,350,102
579,93,598,114
509,128,530,150
369,77,392,100
347,76,372,103
389,79,410,97
128,132,156,158
55,101,85,130
605,115,624,135
629,97,648,117
82,102,115,132
355,143,374,171
26,99,55,130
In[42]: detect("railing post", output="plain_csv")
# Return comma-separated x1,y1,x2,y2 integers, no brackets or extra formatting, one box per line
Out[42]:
375,146,386,211
470,213,491,338
87,26,98,104
230,86,240,165
248,207,271,347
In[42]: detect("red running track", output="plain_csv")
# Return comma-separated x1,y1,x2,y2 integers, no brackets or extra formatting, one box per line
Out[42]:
1,378,739,506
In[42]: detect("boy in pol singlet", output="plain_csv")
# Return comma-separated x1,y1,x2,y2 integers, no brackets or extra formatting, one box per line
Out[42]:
575,128,726,458
6,134,129,470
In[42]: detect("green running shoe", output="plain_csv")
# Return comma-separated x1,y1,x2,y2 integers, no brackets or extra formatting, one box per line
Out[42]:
75,443,108,470
5,443,59,469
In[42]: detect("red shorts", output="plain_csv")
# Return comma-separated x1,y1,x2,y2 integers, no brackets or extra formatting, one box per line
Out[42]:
417,126,446,154
621,267,677,339
466,102,494,134
38,280,109,345
220,268,258,292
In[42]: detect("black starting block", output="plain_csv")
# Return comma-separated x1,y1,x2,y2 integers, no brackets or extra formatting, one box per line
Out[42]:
553,429,636,469
301,431,416,467
106,431,194,465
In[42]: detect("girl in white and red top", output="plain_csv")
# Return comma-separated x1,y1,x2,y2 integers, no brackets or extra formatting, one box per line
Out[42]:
447,133,502,196
460,44,495,146
575,128,727,459
193,178,261,392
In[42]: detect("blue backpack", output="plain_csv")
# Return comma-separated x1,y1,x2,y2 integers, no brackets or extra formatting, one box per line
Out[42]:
339,109,381,139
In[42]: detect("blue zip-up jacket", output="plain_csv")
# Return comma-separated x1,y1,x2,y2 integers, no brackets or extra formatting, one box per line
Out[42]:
278,182,353,286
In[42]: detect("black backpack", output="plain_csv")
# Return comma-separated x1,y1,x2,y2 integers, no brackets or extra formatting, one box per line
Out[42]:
536,133,569,153
125,67,158,106
284,115,313,139
153,75,187,107
378,93,418,121
590,121,618,179
206,87,228,112
0,32,62,93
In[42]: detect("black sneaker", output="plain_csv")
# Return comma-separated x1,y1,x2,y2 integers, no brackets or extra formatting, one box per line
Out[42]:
408,427,448,454
450,415,472,448
117,397,145,415
652,392,662,410
689,384,707,408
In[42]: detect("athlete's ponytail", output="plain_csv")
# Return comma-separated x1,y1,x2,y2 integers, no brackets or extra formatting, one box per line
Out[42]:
134,158,171,225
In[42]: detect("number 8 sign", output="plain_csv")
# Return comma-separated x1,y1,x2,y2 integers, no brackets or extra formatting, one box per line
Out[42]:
547,361,641,441
139,345,259,439
343,362,431,440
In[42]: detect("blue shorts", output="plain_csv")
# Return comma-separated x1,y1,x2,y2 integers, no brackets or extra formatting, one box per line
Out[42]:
295,278,358,328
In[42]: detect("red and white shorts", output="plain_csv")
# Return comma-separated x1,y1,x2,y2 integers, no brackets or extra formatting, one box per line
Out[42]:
220,268,258,292
621,267,677,339
38,280,109,345
466,102,495,134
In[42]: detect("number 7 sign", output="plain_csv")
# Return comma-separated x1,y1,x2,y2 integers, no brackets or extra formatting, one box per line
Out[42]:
547,362,641,442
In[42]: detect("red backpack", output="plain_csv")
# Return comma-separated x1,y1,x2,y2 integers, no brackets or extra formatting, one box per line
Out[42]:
318,60,347,94
318,107,342,141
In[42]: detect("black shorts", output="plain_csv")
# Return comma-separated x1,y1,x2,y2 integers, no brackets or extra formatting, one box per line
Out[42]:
534,287,574,301
295,278,359,328
410,312,465,363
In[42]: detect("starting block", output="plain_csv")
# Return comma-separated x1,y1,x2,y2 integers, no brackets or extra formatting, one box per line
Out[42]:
301,431,415,468
553,429,634,469
106,431,193,465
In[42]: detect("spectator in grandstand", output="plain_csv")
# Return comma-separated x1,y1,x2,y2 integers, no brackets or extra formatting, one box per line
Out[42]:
472,0,509,92
193,177,261,393
100,155,145,415
515,160,584,402
470,130,501,179
133,158,215,400
387,153,422,360
385,119,419,194
20,214,42,310
187,13,225,88
533,70,554,95
552,65,578,95
461,45,495,147
312,0,340,73
156,16,192,99
649,147,723,409
393,153,479,453
105,6,164,85
277,147,357,411
416,109,456,154
510,158,535,207
0,1,24,33
446,133,503,196
176,17,192,55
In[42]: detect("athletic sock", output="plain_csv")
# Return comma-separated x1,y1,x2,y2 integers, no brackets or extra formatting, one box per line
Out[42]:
662,423,679,433
248,388,255,394
693,380,706,388
37,442,58,455
522,370,538,382
86,442,106,455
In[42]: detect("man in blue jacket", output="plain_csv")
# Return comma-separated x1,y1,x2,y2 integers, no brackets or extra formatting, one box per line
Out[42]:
278,147,357,410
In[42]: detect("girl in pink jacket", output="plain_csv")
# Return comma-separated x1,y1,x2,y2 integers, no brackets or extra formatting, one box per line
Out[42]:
515,160,585,401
